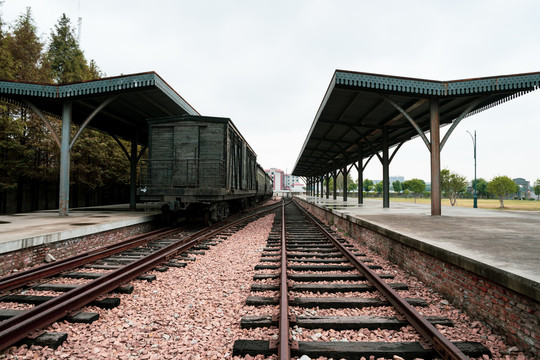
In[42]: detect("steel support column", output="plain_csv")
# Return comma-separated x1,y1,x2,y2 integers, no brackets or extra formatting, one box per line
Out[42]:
325,174,330,199
358,144,363,204
129,130,139,210
320,176,324,198
332,171,337,200
430,97,441,216
382,126,390,208
343,167,348,201
59,102,72,216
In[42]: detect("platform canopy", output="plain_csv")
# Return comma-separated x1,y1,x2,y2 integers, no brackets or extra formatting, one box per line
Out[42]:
0,71,199,144
0,72,199,215
293,70,540,214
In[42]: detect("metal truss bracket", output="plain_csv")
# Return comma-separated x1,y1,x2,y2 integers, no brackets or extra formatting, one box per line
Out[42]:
379,93,431,151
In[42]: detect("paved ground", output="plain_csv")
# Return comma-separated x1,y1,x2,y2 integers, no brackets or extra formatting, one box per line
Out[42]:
0,204,160,254
298,195,539,299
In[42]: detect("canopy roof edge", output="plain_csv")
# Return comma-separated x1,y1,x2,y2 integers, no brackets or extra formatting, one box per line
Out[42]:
293,70,540,177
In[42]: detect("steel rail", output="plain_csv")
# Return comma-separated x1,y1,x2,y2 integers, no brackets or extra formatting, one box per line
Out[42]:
0,204,280,351
0,200,280,293
278,201,291,359
293,199,469,360
0,226,183,293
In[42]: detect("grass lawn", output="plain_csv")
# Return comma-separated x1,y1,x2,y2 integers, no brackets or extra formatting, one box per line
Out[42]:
389,197,540,211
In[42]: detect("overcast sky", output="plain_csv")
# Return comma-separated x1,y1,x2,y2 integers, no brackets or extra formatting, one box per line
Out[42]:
2,0,539,184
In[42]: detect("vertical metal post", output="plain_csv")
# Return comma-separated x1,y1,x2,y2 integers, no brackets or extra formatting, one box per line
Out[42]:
466,130,478,208
430,97,441,216
474,130,477,208
320,177,324,198
129,130,138,210
325,174,330,199
358,144,363,205
59,102,72,216
382,126,390,208
333,171,337,200
343,167,348,201
467,130,478,208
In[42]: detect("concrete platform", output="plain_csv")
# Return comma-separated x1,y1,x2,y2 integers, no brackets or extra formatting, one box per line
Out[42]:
0,204,161,255
297,195,539,301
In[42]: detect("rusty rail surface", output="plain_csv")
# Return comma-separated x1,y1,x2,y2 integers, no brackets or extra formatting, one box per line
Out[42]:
0,200,280,294
0,226,182,293
293,199,469,360
0,204,280,351
278,201,291,359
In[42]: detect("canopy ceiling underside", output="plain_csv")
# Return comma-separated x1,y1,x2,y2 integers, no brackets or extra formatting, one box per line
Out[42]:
293,70,540,177
0,72,199,144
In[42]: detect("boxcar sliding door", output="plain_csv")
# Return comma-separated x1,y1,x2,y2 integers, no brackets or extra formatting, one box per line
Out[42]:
174,125,199,187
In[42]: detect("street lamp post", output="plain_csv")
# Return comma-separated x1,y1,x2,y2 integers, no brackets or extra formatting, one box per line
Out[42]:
467,130,477,208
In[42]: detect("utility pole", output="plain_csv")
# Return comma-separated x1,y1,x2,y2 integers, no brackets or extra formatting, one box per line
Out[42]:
467,130,477,208
77,0,82,43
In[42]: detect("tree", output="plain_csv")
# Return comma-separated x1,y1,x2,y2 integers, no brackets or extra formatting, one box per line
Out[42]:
402,178,426,203
375,181,383,195
441,169,468,206
0,7,58,212
392,180,402,194
363,179,373,192
0,8,16,81
0,9,133,213
472,178,488,198
46,14,96,84
348,179,357,192
533,179,540,200
487,176,518,209
337,172,354,192
8,7,49,82
326,173,353,192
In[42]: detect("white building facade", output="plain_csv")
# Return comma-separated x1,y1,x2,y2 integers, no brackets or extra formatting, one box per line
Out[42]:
265,168,304,191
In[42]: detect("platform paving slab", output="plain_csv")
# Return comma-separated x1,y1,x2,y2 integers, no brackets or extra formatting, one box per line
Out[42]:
0,204,160,255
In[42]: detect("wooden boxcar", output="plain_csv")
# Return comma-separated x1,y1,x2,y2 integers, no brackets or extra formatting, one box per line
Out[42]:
138,115,272,221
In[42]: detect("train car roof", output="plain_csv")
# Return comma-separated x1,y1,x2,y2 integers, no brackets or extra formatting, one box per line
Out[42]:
147,114,257,158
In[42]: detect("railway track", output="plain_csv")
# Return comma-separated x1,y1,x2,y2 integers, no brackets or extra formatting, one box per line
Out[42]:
233,200,492,359
0,201,281,351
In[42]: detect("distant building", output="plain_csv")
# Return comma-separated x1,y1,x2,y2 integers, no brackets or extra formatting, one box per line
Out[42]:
265,168,304,191
285,174,302,189
290,183,305,193
266,168,284,190
372,176,405,191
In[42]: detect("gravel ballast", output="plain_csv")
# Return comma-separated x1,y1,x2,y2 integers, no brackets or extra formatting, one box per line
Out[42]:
1,214,275,359
0,208,532,360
